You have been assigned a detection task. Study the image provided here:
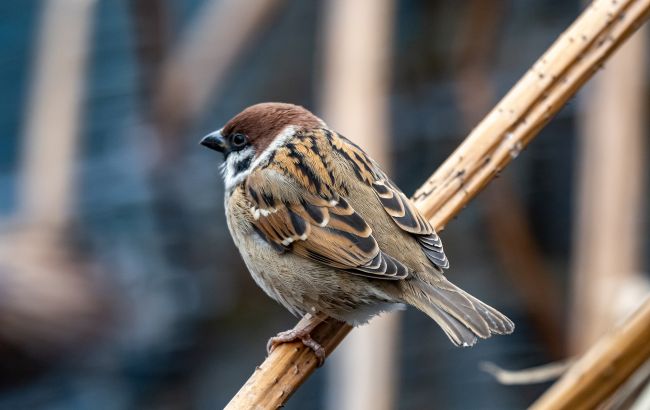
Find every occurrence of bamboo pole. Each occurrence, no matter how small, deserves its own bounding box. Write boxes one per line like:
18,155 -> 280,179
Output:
530,298 -> 650,410
318,1 -> 397,410
570,25 -> 648,352
452,0 -> 564,358
225,0 -> 650,408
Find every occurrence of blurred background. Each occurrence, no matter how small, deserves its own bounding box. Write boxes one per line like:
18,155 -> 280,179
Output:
1,0 -> 649,409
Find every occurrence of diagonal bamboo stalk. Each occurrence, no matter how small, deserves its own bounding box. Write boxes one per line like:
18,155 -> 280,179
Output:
225,0 -> 650,408
531,298 -> 650,410
570,24 -> 648,353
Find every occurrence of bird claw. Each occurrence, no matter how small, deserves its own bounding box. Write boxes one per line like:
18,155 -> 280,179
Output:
267,330 -> 326,367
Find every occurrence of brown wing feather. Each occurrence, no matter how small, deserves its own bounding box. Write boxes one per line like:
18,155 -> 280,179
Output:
331,133 -> 450,270
245,144 -> 409,280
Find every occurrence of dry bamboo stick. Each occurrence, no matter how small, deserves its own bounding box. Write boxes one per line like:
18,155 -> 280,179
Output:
416,0 -> 650,229
530,298 -> 650,410
452,0 -> 565,358
570,25 -> 648,352
225,0 -> 650,408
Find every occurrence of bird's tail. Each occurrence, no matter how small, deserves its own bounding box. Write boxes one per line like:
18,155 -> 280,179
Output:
402,277 -> 514,347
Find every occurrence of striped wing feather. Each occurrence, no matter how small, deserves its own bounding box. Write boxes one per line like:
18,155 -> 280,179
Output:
332,134 -> 450,270
246,168 -> 409,280
246,128 -> 449,280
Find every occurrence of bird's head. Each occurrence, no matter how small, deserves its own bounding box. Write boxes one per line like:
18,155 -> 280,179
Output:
201,103 -> 324,190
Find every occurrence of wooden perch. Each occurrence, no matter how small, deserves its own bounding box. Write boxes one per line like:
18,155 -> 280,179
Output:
570,23 -> 648,352
530,298 -> 650,409
225,0 -> 650,408
452,0 -> 565,358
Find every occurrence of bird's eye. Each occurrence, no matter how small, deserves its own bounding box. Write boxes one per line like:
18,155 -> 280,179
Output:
232,133 -> 247,147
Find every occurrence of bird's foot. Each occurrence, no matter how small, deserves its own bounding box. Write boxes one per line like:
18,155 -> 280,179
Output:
267,330 -> 326,365
266,313 -> 326,366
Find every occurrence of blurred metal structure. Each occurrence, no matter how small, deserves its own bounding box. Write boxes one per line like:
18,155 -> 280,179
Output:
570,25 -> 648,353
319,1 -> 397,409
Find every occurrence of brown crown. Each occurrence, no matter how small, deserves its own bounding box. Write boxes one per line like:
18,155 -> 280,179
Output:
222,103 -> 324,155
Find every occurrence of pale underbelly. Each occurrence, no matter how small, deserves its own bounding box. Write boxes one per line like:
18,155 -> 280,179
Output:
235,229 -> 401,324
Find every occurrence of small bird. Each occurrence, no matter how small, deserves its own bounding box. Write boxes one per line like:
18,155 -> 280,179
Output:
201,103 -> 513,362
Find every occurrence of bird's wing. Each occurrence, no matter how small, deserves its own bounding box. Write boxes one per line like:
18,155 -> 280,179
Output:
245,148 -> 410,280
330,133 -> 449,269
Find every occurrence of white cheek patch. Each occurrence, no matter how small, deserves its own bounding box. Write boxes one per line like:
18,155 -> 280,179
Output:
221,125 -> 299,193
222,147 -> 255,191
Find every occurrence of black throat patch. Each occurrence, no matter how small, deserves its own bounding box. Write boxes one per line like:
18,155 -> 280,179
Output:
234,155 -> 252,175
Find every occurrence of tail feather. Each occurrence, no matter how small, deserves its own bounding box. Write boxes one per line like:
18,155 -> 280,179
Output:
463,292 -> 515,335
424,303 -> 479,347
404,278 -> 514,347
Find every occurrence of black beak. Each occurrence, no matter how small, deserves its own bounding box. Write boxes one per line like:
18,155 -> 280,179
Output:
200,130 -> 226,152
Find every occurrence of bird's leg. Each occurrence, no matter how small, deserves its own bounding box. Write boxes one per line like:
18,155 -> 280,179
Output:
267,312 -> 327,365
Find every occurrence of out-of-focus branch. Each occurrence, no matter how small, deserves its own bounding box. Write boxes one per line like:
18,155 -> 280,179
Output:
129,0 -> 170,106
0,0 -> 106,354
480,359 -> 574,385
319,1 -> 397,410
154,0 -> 284,141
483,184 -> 566,356
321,0 -> 399,410
570,24 -> 648,353
225,1 -> 650,408
0,227 -> 105,352
415,0 -> 650,229
19,0 -> 95,229
530,298 -> 650,410
452,0 -> 564,358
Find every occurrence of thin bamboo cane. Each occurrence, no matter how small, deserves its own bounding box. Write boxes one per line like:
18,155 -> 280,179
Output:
530,299 -> 650,410
225,0 -> 650,408
570,25 -> 648,353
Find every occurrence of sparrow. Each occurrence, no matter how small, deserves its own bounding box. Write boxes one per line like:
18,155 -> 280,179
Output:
201,102 -> 513,362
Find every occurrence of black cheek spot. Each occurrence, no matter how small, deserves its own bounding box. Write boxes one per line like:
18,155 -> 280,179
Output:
234,156 -> 252,174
